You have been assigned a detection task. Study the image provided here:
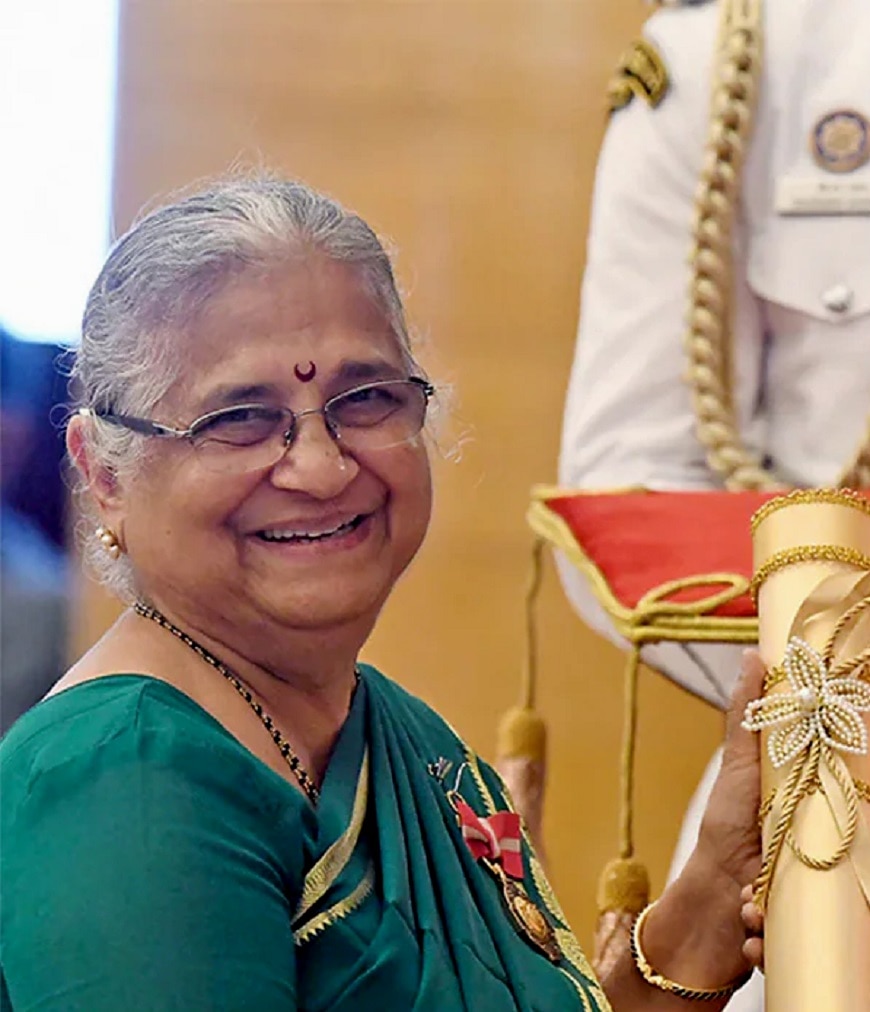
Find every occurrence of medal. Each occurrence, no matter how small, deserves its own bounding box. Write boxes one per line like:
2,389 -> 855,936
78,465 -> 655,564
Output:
810,109 -> 870,174
484,859 -> 563,963
447,785 -> 563,963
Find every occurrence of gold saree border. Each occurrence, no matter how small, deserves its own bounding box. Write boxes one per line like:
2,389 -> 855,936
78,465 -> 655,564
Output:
292,749 -> 370,927
293,863 -> 376,947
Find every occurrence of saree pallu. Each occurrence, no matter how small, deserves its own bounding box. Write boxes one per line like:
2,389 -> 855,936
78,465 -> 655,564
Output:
294,665 -> 609,1011
0,669 -> 606,1011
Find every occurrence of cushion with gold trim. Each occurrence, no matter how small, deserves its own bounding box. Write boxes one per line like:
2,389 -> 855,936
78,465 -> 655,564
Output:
528,489 -> 778,630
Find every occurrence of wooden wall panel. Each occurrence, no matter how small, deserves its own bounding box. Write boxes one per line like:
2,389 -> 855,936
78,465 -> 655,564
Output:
75,0 -> 723,945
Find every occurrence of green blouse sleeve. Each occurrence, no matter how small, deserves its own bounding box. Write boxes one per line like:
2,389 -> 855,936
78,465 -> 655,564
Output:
1,679 -> 309,1011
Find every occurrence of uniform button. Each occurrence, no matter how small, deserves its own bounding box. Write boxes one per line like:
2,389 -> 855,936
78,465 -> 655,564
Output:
822,284 -> 853,314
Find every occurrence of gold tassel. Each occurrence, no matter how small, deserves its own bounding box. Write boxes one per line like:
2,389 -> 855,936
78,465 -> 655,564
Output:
496,538 -> 548,860
592,645 -> 650,978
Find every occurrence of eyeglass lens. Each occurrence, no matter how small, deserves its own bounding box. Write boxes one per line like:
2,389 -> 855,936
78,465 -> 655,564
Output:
192,380 -> 429,472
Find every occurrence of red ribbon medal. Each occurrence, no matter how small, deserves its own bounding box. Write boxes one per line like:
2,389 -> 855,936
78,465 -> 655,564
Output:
454,798 -> 524,879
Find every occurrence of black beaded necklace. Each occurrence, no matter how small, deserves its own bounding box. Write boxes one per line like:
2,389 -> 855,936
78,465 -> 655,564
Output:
133,601 -> 320,804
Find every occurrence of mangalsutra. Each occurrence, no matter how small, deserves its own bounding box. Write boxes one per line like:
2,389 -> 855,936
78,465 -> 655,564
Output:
133,602 -> 320,804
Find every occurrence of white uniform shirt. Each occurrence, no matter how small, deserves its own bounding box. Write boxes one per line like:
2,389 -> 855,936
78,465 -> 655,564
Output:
561,0 -> 870,494
557,0 -> 870,707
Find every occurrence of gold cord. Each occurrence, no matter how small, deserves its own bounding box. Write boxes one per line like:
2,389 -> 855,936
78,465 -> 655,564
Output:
825,598 -> 870,675
751,593 -> 870,910
761,777 -> 870,823
750,545 -> 870,602
523,538 -> 545,709
620,649 -> 641,861
750,488 -> 870,534
527,494 -> 760,648
686,0 -> 772,490
753,740 -> 862,908
762,665 -> 787,692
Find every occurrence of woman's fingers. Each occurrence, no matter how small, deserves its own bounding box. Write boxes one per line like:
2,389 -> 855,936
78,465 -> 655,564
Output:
724,649 -> 766,750
741,900 -> 764,935
742,936 -> 764,971
740,881 -> 765,970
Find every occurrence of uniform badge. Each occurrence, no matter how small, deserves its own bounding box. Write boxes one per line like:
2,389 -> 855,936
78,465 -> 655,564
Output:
607,39 -> 669,114
810,110 -> 870,174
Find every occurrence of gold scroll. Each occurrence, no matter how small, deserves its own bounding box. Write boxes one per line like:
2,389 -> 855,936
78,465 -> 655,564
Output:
749,489 -> 870,1012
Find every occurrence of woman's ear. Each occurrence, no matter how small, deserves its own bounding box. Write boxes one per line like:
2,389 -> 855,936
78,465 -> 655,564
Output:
66,414 -> 125,529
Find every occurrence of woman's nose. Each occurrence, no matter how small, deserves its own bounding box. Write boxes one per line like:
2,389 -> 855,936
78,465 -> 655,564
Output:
269,412 -> 359,496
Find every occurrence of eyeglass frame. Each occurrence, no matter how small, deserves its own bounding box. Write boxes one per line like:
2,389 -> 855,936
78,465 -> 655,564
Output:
78,376 -> 436,456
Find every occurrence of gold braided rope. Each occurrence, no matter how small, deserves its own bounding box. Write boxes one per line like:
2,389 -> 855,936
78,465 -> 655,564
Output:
752,593 -> 870,910
762,571 -> 870,689
750,488 -> 870,535
759,778 -> 870,823
760,654 -> 870,691
686,0 -> 772,490
762,665 -> 788,692
753,739 -> 861,909
619,649 -> 641,862
750,545 -> 870,602
684,0 -> 870,490
826,598 -> 870,676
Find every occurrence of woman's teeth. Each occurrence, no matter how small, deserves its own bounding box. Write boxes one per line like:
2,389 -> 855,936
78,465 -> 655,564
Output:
258,516 -> 362,543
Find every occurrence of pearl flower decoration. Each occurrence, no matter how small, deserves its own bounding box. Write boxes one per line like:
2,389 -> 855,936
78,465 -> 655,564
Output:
742,637 -> 870,768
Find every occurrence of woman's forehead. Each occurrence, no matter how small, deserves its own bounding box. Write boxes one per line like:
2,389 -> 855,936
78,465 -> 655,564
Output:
187,358 -> 409,414
191,258 -> 392,342
161,260 -> 405,408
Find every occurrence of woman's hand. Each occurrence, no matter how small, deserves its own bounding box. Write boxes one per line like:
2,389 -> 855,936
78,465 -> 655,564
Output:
646,651 -> 766,992
600,652 -> 767,1008
695,649 -> 766,894
740,882 -> 765,971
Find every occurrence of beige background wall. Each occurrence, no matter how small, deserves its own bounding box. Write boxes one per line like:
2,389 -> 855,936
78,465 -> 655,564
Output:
77,0 -> 723,946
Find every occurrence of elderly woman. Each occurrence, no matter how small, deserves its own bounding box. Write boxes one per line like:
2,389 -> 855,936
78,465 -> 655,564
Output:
0,177 -> 763,1011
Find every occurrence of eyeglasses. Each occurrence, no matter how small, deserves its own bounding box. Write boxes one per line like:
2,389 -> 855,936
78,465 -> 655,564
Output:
81,377 -> 435,474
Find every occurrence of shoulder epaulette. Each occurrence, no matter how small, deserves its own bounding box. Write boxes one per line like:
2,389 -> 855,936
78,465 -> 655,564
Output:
607,38 -> 670,114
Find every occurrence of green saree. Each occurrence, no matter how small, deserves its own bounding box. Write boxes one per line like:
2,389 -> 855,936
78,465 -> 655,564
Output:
0,666 -> 609,1011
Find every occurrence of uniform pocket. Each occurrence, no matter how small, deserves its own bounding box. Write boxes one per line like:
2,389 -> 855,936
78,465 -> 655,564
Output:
747,212 -> 870,325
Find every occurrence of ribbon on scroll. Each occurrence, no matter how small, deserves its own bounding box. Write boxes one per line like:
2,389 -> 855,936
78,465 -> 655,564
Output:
744,489 -> 870,1012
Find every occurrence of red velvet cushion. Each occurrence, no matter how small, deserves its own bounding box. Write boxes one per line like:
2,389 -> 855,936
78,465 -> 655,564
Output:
545,491 -> 778,618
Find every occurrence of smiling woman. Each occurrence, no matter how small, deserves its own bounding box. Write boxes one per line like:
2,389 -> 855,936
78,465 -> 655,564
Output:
0,176 -> 764,1011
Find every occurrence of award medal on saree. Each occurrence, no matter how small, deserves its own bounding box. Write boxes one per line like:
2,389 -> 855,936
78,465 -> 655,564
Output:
482,858 -> 562,963
450,792 -> 562,963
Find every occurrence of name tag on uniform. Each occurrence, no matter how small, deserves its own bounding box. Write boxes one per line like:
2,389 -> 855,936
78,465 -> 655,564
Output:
775,176 -> 870,216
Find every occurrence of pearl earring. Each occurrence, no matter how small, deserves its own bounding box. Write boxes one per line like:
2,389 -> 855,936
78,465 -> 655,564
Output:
96,526 -> 122,560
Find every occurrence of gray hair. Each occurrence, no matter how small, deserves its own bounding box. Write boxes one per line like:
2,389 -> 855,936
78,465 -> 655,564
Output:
72,174 -> 424,600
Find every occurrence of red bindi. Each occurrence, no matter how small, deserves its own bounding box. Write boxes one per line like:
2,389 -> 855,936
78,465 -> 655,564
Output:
293,361 -> 317,383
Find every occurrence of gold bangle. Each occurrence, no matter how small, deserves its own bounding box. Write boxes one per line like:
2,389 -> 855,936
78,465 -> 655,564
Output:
630,902 -> 751,1002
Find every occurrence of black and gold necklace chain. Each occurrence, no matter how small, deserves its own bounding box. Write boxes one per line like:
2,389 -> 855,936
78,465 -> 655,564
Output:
133,601 -> 320,804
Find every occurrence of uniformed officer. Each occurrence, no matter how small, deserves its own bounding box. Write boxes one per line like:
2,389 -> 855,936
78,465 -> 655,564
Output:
557,2 -> 870,1008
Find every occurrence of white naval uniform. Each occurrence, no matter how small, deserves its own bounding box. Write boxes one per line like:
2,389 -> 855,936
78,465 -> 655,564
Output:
558,0 -> 870,705
557,3 -> 870,1008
